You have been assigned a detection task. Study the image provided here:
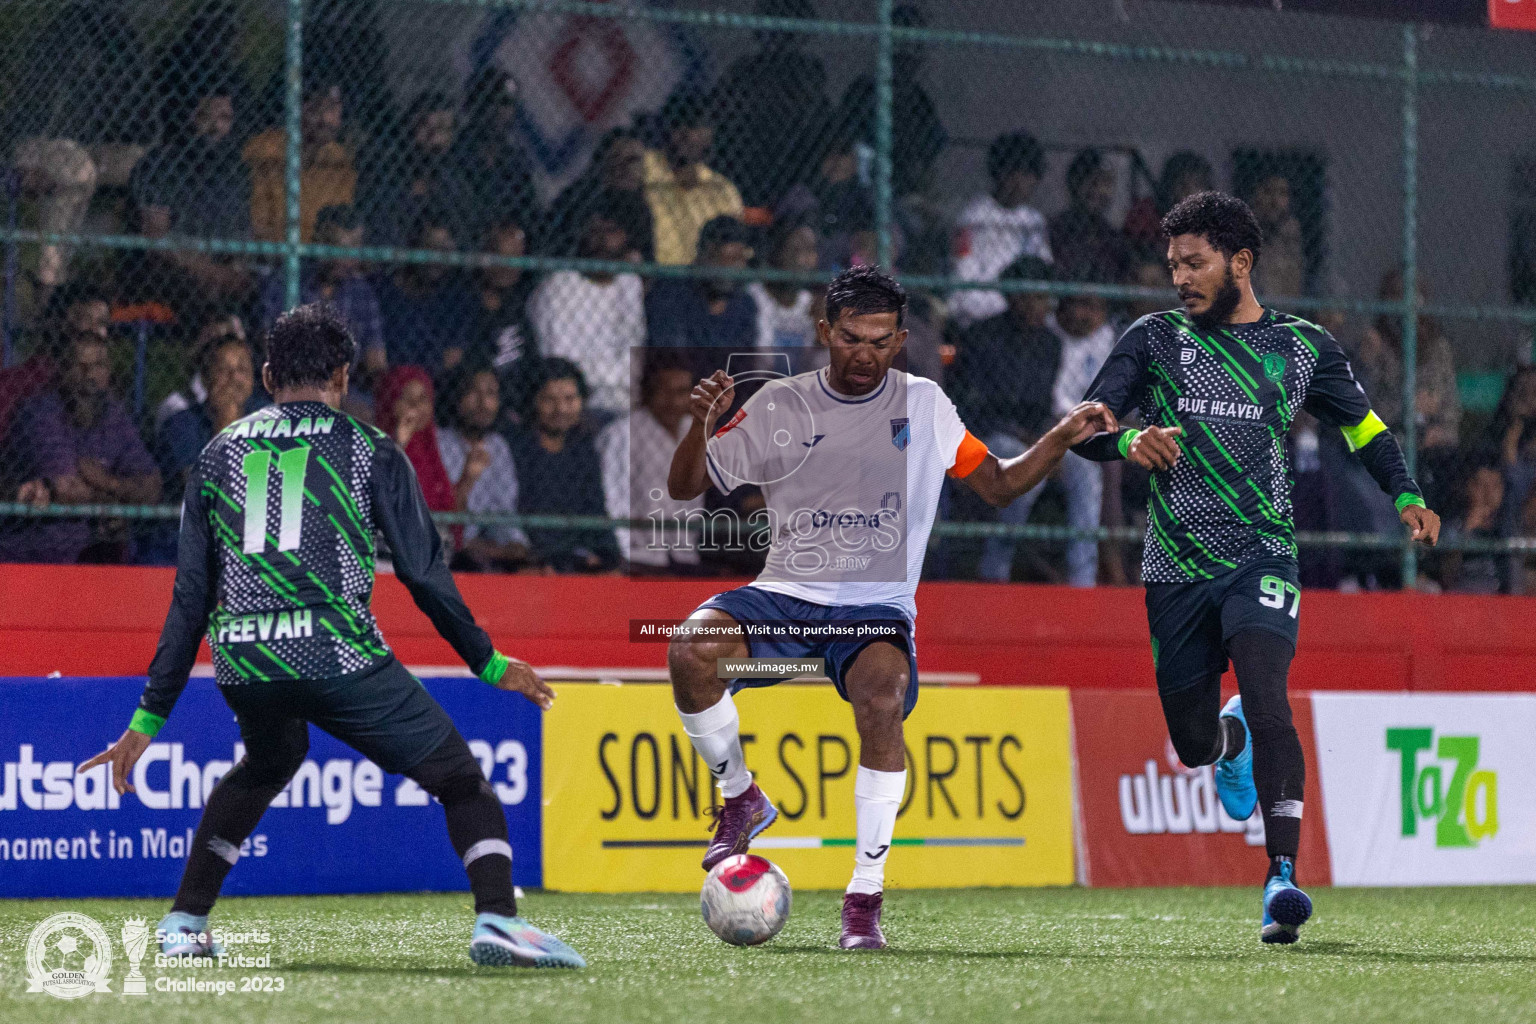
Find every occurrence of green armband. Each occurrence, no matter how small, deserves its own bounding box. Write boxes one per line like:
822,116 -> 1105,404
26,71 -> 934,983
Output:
1395,492 -> 1427,513
1117,429 -> 1141,459
479,650 -> 511,687
128,709 -> 166,738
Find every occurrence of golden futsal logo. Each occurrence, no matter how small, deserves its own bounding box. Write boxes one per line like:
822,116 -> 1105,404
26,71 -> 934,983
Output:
25,912 -> 113,999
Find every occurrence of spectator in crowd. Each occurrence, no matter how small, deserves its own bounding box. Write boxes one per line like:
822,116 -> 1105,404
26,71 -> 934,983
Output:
1288,411 -> 1343,589
1123,253 -> 1177,322
1439,464 -> 1508,594
1356,267 -> 1461,510
837,4 -> 947,200
1048,289 -> 1118,585
244,81 -> 356,243
0,329 -> 159,564
126,85 -> 254,319
775,131 -> 880,271
0,282 -> 112,449
141,329 -> 260,566
375,215 -> 479,373
596,355 -> 704,572
710,0 -> 833,208
436,362 -> 530,572
471,219 -> 538,372
1486,366 -> 1536,548
1049,148 -> 1132,285
363,92 -> 477,246
549,128 -> 654,262
950,131 -> 1052,328
644,90 -> 744,265
950,256 -> 1061,582
507,358 -> 619,572
7,2 -> 156,295
452,67 -> 540,242
155,331 -> 259,495
258,205 -> 387,389
647,216 -> 758,349
154,309 -> 251,430
750,217 -> 821,349
374,366 -> 456,515
528,204 -> 646,423
1248,172 -> 1305,299
1123,151 -> 1214,256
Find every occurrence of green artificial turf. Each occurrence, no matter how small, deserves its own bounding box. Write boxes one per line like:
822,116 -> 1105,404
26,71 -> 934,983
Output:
3,886 -> 1533,1023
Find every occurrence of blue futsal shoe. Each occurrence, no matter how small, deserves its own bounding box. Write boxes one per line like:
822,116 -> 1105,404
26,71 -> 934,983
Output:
470,913 -> 587,968
1261,859 -> 1313,944
1215,695 -> 1258,821
157,911 -> 224,957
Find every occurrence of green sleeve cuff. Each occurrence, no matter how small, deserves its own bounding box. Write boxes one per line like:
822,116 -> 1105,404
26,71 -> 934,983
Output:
478,651 -> 511,687
1117,429 -> 1141,459
1396,492 -> 1427,513
128,709 -> 166,738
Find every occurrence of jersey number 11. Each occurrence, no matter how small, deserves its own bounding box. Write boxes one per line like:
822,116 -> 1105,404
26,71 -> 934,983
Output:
241,448 -> 311,554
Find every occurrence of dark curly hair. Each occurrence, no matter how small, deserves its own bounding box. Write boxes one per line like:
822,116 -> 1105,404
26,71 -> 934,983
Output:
1160,191 -> 1264,268
825,265 -> 907,328
264,303 -> 356,390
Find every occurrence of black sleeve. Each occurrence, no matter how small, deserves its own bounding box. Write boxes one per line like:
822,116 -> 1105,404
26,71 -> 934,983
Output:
1303,331 -> 1424,507
371,440 -> 496,675
1071,319 -> 1151,462
140,470 -> 217,722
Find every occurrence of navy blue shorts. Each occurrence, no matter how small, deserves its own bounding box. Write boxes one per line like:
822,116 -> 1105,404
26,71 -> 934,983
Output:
697,586 -> 921,718
1144,557 -> 1301,696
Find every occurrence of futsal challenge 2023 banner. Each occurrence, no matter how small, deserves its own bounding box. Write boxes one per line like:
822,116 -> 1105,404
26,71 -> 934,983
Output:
539,683 -> 1076,893
0,677 -> 543,898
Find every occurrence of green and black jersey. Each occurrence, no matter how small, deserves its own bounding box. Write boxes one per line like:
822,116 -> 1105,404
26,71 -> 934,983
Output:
136,401 -> 496,727
1073,308 -> 1423,584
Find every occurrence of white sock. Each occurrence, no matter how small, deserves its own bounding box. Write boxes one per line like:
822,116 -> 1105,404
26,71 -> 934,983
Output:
847,766 -> 906,895
677,692 -> 752,799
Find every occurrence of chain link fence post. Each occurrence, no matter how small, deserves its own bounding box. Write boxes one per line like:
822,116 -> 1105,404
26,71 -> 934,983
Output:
1400,22 -> 1419,588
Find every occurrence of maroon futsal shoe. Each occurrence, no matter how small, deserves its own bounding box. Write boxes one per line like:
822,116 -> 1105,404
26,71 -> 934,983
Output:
839,892 -> 887,949
702,783 -> 778,871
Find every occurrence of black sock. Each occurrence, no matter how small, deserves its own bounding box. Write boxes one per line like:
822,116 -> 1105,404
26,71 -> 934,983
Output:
1267,854 -> 1297,884
411,736 -> 517,917
1227,629 -> 1305,863
171,761 -> 290,916
1219,716 -> 1247,761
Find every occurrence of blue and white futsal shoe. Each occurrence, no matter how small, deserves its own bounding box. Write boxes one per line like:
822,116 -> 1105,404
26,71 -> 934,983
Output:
1215,695 -> 1258,821
469,913 -> 587,968
1261,859 -> 1313,944
157,911 -> 224,957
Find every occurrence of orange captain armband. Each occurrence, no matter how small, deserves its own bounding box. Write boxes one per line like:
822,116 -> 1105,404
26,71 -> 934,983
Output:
948,430 -> 990,478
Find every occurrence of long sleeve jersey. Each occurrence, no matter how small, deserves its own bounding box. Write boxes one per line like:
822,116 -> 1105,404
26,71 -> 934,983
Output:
1072,308 -> 1423,583
138,401 -> 495,724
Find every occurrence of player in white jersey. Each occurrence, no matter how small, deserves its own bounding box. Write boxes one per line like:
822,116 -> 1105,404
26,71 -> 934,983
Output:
666,266 -> 1113,948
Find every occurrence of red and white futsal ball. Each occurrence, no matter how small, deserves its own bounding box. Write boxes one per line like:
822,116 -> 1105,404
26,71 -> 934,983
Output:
700,854 -> 792,946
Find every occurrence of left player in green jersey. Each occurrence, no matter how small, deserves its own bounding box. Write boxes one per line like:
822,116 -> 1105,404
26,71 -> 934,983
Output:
1072,192 -> 1441,944
80,305 -> 585,968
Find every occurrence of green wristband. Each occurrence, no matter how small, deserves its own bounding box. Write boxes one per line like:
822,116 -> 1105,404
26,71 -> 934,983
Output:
479,651 -> 511,687
1117,429 -> 1141,459
128,709 -> 166,738
1395,492 -> 1427,513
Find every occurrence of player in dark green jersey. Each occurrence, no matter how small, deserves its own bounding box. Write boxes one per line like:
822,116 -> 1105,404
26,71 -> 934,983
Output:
1073,192 -> 1441,943
80,305 -> 585,968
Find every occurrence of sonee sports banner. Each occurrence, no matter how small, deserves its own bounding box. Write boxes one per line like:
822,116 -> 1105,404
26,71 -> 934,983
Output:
540,682 -> 1076,892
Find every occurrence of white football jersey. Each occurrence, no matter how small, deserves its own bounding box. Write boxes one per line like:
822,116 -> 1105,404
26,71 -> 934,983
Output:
705,367 -> 985,619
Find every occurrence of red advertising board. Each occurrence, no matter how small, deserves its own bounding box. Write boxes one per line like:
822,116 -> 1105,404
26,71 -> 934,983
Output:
1491,0 -> 1536,30
1073,690 -> 1332,887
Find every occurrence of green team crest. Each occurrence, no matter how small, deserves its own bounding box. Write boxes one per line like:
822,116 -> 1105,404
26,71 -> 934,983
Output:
1263,352 -> 1287,383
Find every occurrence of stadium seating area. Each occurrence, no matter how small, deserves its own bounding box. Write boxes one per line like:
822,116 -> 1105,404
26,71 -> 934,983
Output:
0,0 -> 1533,592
